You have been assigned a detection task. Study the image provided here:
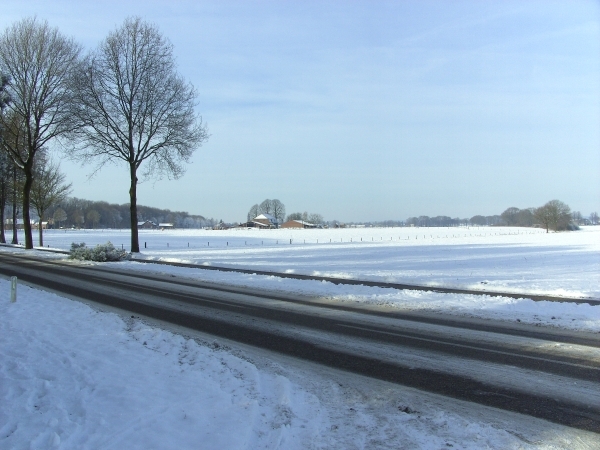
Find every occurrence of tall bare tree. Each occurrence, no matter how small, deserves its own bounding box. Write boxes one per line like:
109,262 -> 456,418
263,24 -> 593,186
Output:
259,199 -> 273,216
10,164 -> 23,244
69,17 -> 208,252
247,204 -> 259,222
0,151 -> 11,243
0,17 -> 81,249
30,159 -> 72,246
271,199 -> 285,224
534,200 -> 571,233
0,72 -> 11,243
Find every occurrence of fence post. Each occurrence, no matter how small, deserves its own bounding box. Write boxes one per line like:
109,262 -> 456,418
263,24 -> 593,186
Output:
10,276 -> 17,303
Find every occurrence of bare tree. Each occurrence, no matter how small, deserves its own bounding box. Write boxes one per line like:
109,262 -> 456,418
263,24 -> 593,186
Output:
259,199 -> 273,216
68,17 -> 208,252
53,207 -> 67,228
469,215 -> 487,226
247,204 -> 259,222
10,165 -> 22,243
501,207 -> 520,226
0,152 -> 11,243
534,200 -> 572,233
0,18 -> 81,249
308,213 -> 323,225
72,210 -> 84,228
271,199 -> 285,224
30,160 -> 71,246
590,212 -> 599,225
0,73 -> 9,242
86,210 -> 100,229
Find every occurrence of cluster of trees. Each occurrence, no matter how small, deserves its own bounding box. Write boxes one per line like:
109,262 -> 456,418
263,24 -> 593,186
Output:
245,201 -> 326,227
0,17 -> 207,252
573,211 -> 599,225
286,211 -> 324,225
403,200 -> 593,232
44,198 -> 214,230
498,201 -> 594,232
0,144 -> 72,246
247,199 -> 285,223
406,216 -> 469,227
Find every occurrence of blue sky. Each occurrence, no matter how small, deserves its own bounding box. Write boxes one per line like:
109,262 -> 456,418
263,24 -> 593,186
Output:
1,1 -> 599,222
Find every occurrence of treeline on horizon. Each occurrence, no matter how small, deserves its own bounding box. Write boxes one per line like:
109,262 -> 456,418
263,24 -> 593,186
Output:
28,197 -> 597,231
342,203 -> 598,230
42,198 -> 217,230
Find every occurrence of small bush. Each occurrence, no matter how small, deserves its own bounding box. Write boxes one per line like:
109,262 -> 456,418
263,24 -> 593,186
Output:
69,242 -> 131,262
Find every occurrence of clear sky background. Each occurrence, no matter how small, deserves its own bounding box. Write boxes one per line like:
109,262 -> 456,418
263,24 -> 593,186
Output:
1,0 -> 599,222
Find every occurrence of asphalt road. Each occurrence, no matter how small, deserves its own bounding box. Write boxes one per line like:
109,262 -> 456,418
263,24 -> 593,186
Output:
1,252 -> 599,433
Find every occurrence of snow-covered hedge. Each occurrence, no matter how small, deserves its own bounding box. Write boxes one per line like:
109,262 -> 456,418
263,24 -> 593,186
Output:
69,242 -> 131,262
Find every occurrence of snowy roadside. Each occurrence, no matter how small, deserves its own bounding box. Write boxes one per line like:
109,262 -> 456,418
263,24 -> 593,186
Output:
2,279 -> 598,449
110,259 -> 600,333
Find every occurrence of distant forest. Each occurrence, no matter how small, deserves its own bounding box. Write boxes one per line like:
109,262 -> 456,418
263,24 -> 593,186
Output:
44,198 -> 216,229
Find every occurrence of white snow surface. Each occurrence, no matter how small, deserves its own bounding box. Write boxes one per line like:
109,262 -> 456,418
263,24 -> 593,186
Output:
40,225 -> 600,299
27,225 -> 600,332
2,281 -> 598,449
1,226 -> 599,448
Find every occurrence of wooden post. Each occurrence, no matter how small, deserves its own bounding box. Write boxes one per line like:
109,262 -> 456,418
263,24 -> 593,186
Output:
10,276 -> 17,303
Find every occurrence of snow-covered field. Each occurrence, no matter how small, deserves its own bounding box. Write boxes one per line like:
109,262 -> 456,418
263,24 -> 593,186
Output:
1,226 -> 599,448
40,225 -> 600,299
33,225 -> 600,331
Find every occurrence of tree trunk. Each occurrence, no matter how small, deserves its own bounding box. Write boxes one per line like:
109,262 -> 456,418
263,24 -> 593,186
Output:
129,163 -> 140,253
38,212 -> 44,247
22,163 -> 34,249
11,166 -> 18,245
0,181 -> 6,244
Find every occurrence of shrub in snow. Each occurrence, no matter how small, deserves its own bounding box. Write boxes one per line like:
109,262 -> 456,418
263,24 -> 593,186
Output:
69,242 -> 131,262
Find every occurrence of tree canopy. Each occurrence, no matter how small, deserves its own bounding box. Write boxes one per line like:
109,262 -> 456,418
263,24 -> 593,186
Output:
69,17 -> 208,252
0,17 -> 80,248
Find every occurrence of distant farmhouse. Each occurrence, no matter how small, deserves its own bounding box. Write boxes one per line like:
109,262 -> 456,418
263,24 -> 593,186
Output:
137,220 -> 157,229
281,220 -> 316,229
239,213 -> 280,229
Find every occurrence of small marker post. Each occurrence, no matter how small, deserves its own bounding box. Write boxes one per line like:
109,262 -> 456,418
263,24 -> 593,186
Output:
10,276 -> 17,303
